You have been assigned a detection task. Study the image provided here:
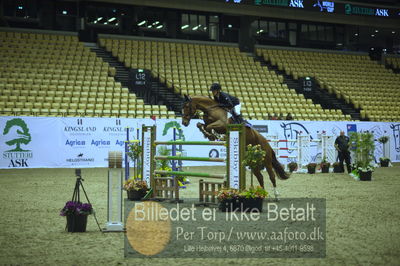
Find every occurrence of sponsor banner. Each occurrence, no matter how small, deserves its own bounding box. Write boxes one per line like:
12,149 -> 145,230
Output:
1,117 -> 60,168
1,116 -> 399,169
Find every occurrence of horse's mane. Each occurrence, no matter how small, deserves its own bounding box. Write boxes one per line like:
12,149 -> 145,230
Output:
190,95 -> 217,105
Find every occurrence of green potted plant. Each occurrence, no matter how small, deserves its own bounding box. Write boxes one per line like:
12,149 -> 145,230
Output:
288,161 -> 298,173
332,162 -> 343,173
123,178 -> 149,200
242,144 -> 266,170
378,136 -> 389,164
307,163 -> 317,174
216,188 -> 241,212
320,157 -> 330,173
379,157 -> 390,167
60,201 -> 93,232
239,186 -> 268,212
349,131 -> 375,181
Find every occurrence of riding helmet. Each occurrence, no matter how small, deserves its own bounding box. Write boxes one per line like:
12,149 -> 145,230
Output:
210,83 -> 221,91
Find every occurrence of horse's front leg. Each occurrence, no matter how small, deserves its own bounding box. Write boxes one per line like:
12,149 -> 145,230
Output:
205,121 -> 227,141
197,122 -> 216,141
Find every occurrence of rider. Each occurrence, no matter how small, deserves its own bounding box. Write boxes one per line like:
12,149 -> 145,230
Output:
209,83 -> 244,124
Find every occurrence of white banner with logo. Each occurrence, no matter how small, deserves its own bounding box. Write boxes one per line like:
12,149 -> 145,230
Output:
1,116 -> 400,169
229,131 -> 240,189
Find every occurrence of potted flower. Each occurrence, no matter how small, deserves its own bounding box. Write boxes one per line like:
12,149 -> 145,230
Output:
288,161 -> 298,173
379,157 -> 390,167
60,201 -> 93,232
378,136 -> 389,164
332,162 -> 343,173
242,144 -> 266,170
216,188 -> 241,212
239,186 -> 268,212
307,163 -> 317,174
320,157 -> 330,173
349,131 -> 375,181
123,178 -> 148,200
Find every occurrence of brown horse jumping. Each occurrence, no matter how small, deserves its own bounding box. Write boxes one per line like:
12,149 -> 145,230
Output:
181,95 -> 290,199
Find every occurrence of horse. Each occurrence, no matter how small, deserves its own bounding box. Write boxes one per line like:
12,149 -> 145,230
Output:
181,95 -> 290,199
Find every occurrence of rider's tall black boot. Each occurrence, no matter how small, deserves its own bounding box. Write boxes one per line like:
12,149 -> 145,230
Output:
232,114 -> 244,124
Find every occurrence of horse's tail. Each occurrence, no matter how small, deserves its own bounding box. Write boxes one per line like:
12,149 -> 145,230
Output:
271,151 -> 290,180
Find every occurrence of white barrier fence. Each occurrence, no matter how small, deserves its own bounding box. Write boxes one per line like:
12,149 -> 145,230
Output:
267,134 -> 337,168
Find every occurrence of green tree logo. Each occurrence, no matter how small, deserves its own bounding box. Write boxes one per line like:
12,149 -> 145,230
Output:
162,121 -> 185,140
2,118 -> 32,152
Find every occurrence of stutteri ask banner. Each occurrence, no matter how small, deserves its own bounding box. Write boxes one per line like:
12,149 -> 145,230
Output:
1,116 -> 400,169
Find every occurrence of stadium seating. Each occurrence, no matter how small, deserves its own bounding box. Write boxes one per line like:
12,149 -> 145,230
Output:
0,31 -> 173,119
257,48 -> 400,122
99,38 -> 345,121
385,56 -> 400,72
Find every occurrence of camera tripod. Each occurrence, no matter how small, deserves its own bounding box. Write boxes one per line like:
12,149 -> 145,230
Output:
70,169 -> 102,232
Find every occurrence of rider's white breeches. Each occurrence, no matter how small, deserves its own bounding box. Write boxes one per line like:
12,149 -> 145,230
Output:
234,104 -> 241,114
227,104 -> 241,118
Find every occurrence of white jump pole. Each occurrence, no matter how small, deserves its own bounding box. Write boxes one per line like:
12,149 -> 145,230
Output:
104,151 -> 124,232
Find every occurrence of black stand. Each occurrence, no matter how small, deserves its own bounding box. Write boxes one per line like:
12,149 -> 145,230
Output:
70,169 -> 102,232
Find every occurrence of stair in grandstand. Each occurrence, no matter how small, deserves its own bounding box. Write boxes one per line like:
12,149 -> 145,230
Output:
254,55 -> 364,121
384,62 -> 400,74
149,77 -> 183,116
89,43 -> 132,89
90,44 -> 183,116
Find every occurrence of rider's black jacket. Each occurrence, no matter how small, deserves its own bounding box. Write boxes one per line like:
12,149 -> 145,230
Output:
213,91 -> 240,109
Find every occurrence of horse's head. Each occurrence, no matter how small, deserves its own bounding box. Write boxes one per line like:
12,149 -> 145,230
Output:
182,95 -> 196,127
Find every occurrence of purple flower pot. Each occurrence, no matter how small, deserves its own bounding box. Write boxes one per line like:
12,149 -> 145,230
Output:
66,214 -> 88,232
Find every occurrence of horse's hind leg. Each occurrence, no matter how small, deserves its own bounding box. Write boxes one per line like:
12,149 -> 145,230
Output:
265,161 -> 279,200
252,169 -> 264,188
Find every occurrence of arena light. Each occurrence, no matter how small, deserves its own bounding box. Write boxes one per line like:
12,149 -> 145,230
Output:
96,17 -> 103,22
62,10 -> 67,15
192,25 -> 199,30
354,33 -> 358,36
181,24 -> 189,29
156,25 -> 163,29
17,6 -> 23,10
375,29 -> 379,33
108,17 -> 116,22
154,21 -> 159,25
147,25 -> 152,28
228,24 -> 232,28
137,20 -> 146,26
371,34 -> 375,37
104,22 -> 108,25
392,31 -> 396,34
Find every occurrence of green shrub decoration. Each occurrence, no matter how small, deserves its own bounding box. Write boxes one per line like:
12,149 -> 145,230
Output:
242,144 -> 266,170
127,142 -> 142,161
239,186 -> 268,199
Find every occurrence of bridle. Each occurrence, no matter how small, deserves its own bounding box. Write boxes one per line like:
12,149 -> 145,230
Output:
182,101 -> 196,121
